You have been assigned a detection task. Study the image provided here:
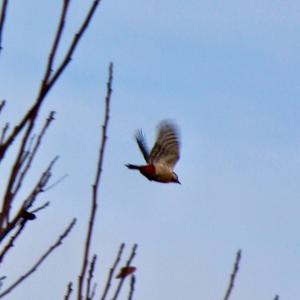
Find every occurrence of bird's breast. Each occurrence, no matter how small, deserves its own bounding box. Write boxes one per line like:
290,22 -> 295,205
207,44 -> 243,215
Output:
139,165 -> 156,180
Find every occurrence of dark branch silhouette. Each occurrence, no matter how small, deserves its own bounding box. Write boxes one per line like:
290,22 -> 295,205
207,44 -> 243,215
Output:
0,0 -> 101,162
223,249 -> 242,300
64,282 -> 73,300
0,219 -> 76,298
100,243 -> 125,300
0,156 -> 58,243
127,275 -> 135,300
85,254 -> 97,300
0,0 -> 9,52
0,100 -> 5,113
111,244 -> 138,300
77,62 -> 113,300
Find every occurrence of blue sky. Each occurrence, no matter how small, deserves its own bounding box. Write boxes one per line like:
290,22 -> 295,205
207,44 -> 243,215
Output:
1,0 -> 300,299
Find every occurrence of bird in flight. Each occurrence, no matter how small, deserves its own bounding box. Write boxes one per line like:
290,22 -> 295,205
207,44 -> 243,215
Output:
126,120 -> 181,184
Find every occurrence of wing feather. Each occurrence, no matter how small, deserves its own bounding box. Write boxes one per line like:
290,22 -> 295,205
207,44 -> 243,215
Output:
149,120 -> 180,169
135,130 -> 150,162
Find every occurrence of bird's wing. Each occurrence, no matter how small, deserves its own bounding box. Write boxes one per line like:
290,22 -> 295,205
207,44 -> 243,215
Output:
149,120 -> 180,169
135,129 -> 150,162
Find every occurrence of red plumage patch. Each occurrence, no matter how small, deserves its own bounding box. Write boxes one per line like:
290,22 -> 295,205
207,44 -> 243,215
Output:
116,266 -> 136,279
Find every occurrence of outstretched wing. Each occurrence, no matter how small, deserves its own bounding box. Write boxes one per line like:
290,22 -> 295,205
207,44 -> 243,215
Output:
149,120 -> 180,169
135,129 -> 150,162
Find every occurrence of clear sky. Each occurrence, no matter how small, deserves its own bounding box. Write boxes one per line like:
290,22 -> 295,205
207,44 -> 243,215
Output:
1,0 -> 300,299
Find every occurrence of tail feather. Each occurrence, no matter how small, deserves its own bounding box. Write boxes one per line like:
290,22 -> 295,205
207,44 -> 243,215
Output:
125,164 -> 140,170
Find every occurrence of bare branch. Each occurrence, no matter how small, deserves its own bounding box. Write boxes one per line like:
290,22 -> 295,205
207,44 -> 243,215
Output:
90,283 -> 97,300
48,0 -> 101,90
0,123 -> 9,146
0,0 -> 100,162
0,201 -> 49,265
0,276 -> 6,290
0,156 -> 58,243
43,174 -> 68,192
0,220 -> 26,263
30,201 -> 50,214
0,100 -> 5,113
42,0 -> 71,84
0,0 -> 9,52
0,218 -> 76,298
64,282 -> 73,300
223,249 -> 242,300
100,243 -> 125,300
111,244 -> 138,300
86,254 -> 97,300
10,112 -> 55,202
127,275 -> 135,300
77,63 -> 113,300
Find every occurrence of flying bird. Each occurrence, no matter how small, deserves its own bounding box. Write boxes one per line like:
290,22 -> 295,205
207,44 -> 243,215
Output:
126,120 -> 181,184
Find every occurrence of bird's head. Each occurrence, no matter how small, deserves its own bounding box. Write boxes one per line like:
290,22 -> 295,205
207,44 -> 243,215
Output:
172,172 -> 181,184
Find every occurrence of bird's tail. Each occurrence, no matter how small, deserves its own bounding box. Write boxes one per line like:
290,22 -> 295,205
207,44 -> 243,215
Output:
125,164 -> 141,170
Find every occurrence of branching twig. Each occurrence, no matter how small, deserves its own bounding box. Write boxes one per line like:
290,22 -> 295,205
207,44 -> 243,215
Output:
0,156 -> 58,243
0,0 -> 9,52
127,275 -> 135,300
64,282 -> 73,300
223,249 -> 242,300
77,62 -> 113,300
48,0 -> 101,90
0,0 -> 100,162
111,244 -> 138,300
11,112 -> 55,202
43,174 -> 68,192
0,220 -> 26,263
86,254 -> 97,300
0,218 -> 76,298
42,0 -> 71,84
0,201 -> 49,264
100,243 -> 125,300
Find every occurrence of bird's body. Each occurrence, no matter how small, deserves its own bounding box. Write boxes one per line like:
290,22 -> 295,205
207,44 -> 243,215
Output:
126,120 -> 181,184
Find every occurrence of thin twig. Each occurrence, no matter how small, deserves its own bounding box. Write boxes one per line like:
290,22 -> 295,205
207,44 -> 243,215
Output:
77,62 -> 113,300
0,218 -> 76,298
0,220 -> 26,263
86,254 -> 97,300
0,202 -> 49,264
0,276 -> 6,290
42,0 -> 71,84
111,244 -> 138,300
48,0 -> 101,90
11,112 -> 55,202
100,243 -> 125,300
30,202 -> 50,214
43,174 -> 68,192
0,0 -> 100,162
0,157 -> 58,242
0,100 -> 5,113
223,249 -> 242,300
0,0 -> 9,52
90,283 -> 97,300
64,282 -> 73,300
0,123 -> 9,145
127,275 -> 135,300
